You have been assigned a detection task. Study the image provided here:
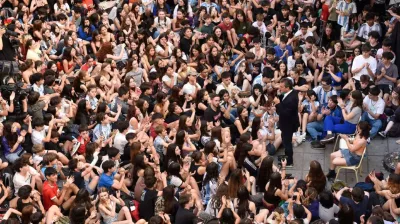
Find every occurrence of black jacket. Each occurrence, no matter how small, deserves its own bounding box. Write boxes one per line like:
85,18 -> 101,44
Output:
276,90 -> 300,132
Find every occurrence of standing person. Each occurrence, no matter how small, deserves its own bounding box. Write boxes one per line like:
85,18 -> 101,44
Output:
273,78 -> 299,166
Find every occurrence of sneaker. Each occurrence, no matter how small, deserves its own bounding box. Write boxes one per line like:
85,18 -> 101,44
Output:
378,131 -> 387,138
311,140 -> 321,146
320,134 -> 335,144
286,163 -> 294,168
311,142 -> 325,149
296,135 -> 303,145
326,170 -> 336,179
301,133 -> 306,142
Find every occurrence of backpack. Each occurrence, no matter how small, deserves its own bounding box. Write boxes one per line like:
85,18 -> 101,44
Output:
354,182 -> 374,192
2,167 -> 14,194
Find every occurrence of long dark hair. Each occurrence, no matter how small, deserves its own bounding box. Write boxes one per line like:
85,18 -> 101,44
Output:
228,169 -> 243,198
178,115 -> 194,133
131,153 -> 148,186
200,120 -> 210,137
237,106 -> 249,129
358,121 -> 371,140
203,162 -> 219,186
167,162 -> 183,180
72,189 -> 92,214
163,185 -> 177,214
232,9 -> 246,30
62,46 -> 74,61
3,122 -> 18,148
210,183 -> 229,211
267,172 -> 282,193
76,100 -> 90,117
251,117 -> 261,140
307,160 -> 326,193
337,203 -> 355,224
257,156 -> 274,192
175,130 -> 186,149
234,133 -> 252,168
196,89 -> 207,105
164,143 -> 182,171
130,142 -> 141,165
237,186 -> 251,219
350,90 -> 363,110
211,126 -> 222,143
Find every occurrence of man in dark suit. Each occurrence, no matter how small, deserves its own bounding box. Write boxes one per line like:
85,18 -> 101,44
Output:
273,78 -> 299,166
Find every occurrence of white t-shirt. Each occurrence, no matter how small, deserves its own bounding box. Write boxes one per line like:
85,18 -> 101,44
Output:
155,42 -> 174,57
319,204 -> 340,222
33,153 -> 43,165
32,128 -> 47,145
54,3 -> 70,12
162,73 -> 178,93
113,132 -> 127,155
182,82 -> 201,95
363,95 -> 385,120
376,49 -> 396,63
252,21 -> 267,34
351,55 -> 377,81
13,169 -> 37,196
294,30 -> 313,39
154,17 -> 172,32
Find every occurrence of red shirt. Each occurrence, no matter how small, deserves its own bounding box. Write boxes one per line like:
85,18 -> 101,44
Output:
77,136 -> 90,155
218,22 -> 233,32
42,181 -> 58,211
149,122 -> 168,139
81,61 -> 97,72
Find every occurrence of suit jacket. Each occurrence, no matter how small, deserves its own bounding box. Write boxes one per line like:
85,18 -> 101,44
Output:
276,90 -> 300,132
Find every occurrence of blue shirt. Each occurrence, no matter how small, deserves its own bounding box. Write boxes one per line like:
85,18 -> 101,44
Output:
330,106 -> 343,120
322,71 -> 343,87
273,45 -> 293,63
99,171 -> 116,190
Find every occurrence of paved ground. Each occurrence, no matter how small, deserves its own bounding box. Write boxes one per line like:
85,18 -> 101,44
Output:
273,137 -> 399,186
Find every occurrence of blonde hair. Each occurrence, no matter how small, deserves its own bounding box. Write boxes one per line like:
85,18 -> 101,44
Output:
32,144 -> 45,153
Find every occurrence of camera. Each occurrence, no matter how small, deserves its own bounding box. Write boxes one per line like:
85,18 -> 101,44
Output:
0,80 -> 29,102
0,26 -> 21,48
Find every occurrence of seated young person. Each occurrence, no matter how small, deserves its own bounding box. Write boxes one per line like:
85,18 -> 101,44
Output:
309,95 -> 343,148
42,167 -> 76,212
375,52 -> 398,102
320,90 -> 363,143
361,86 -> 385,139
327,122 -> 370,180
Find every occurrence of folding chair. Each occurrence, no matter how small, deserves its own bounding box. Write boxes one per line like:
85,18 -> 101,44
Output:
332,116 -> 362,152
334,146 -> 367,183
333,135 -> 355,152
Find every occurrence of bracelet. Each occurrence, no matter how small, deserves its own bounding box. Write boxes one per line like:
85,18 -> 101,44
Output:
281,168 -> 286,170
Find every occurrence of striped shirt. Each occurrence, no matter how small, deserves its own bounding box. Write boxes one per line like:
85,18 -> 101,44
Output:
313,86 -> 337,107
357,23 -> 382,40
336,0 -> 357,29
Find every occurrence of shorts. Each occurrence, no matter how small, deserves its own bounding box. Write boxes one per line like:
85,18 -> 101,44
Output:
340,148 -> 361,166
377,84 -> 393,95
85,180 -> 95,195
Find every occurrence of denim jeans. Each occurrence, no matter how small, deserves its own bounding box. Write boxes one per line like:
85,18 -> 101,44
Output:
361,111 -> 382,138
5,151 -> 21,163
306,121 -> 324,140
229,108 -> 238,123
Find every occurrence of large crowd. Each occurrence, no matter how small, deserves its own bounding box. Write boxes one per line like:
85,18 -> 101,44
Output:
0,0 -> 400,223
